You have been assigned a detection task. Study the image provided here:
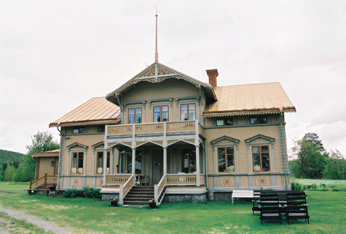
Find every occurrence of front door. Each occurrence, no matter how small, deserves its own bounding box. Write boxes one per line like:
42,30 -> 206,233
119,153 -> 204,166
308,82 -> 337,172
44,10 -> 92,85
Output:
152,150 -> 163,185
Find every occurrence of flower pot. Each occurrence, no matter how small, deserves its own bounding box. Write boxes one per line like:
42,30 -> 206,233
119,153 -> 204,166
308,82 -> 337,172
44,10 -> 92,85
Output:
111,200 -> 118,207
149,201 -> 157,209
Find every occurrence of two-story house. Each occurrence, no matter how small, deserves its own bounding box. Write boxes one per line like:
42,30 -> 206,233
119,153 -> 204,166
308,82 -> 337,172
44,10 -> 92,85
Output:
31,60 -> 295,205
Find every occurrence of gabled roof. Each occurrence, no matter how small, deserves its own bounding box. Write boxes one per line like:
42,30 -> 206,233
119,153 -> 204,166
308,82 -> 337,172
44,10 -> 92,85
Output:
32,149 -> 59,158
203,82 -> 296,117
106,62 -> 217,105
49,97 -> 120,127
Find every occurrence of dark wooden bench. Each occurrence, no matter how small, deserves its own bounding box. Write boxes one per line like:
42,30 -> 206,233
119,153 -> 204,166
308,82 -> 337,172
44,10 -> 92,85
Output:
286,192 -> 309,224
259,195 -> 282,224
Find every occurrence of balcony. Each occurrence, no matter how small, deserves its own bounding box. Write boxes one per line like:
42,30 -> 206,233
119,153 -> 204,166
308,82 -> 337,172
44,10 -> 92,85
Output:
106,120 -> 203,142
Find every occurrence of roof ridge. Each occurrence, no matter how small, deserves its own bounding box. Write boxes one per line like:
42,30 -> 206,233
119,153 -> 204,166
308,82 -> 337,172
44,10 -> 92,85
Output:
216,82 -> 281,88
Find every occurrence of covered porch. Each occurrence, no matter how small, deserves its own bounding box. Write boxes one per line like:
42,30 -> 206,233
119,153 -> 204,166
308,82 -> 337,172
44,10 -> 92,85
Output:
102,140 -> 205,204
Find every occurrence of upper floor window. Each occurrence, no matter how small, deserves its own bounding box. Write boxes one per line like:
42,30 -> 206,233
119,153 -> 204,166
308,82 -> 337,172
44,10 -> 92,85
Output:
218,147 -> 235,172
180,103 -> 196,121
252,146 -> 270,172
96,151 -> 110,174
128,107 -> 142,124
250,116 -> 267,124
96,126 -> 105,133
71,152 -> 84,174
216,117 -> 233,126
73,127 -> 87,135
153,105 -> 169,122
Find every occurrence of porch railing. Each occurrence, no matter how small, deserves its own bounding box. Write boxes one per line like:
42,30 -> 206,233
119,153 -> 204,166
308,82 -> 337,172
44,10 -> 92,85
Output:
105,174 -> 131,185
166,174 -> 197,185
107,120 -> 198,137
30,174 -> 57,190
119,175 -> 135,205
154,175 -> 167,205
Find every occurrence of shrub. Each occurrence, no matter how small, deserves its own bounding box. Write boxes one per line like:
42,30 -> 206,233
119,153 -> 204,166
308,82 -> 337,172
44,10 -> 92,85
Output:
83,187 -> 101,199
291,182 -> 306,192
63,189 -> 84,198
311,184 -> 317,190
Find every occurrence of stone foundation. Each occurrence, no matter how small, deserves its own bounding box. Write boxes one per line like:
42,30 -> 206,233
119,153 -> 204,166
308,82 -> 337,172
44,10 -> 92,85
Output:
163,193 -> 207,203
101,193 -> 119,201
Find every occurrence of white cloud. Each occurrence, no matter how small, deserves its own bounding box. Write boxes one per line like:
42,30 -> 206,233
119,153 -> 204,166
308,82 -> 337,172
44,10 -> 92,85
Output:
0,0 -> 345,157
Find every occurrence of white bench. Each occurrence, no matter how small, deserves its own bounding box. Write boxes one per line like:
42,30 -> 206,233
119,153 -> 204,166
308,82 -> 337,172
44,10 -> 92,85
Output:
232,190 -> 254,204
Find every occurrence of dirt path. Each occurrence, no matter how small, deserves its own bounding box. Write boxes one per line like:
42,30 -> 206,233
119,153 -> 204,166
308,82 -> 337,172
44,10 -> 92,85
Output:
0,206 -> 73,234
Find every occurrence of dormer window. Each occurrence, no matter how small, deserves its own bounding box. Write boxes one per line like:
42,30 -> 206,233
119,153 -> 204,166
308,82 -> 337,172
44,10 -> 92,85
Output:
153,105 -> 169,122
180,103 -> 196,121
250,116 -> 267,124
129,108 -> 142,124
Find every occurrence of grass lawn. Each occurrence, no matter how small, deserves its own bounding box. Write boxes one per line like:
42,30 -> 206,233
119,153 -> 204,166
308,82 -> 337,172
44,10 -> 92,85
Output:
0,181 -> 345,233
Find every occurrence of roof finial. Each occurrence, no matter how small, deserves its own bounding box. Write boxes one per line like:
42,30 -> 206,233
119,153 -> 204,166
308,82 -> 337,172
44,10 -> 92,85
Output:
155,12 -> 158,63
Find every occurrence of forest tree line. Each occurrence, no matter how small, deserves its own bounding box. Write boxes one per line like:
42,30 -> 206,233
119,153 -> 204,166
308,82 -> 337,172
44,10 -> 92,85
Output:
0,132 -> 59,182
289,132 -> 345,179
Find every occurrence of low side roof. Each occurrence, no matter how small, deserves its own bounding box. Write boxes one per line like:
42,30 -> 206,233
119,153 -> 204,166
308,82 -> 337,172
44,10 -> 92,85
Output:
32,149 -> 59,158
204,82 -> 296,117
49,97 -> 120,127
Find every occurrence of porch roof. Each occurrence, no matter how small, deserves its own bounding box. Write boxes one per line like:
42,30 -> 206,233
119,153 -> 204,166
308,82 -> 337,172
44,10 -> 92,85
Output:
203,82 -> 296,117
32,149 -> 59,158
49,97 -> 120,127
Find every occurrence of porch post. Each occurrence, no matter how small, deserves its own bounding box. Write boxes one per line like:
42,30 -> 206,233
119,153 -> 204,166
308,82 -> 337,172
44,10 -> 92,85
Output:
163,146 -> 167,175
163,122 -> 167,175
196,145 -> 200,186
131,148 -> 136,175
195,119 -> 200,186
103,125 -> 108,186
131,124 -> 136,176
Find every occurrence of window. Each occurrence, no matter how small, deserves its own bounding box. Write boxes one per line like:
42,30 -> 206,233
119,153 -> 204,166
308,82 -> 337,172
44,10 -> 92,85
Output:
153,105 -> 169,122
218,147 -> 234,172
250,116 -> 267,124
96,126 -> 105,133
182,149 -> 196,173
71,152 -> 84,174
252,146 -> 270,172
118,149 -> 142,174
216,118 -> 233,126
180,103 -> 196,120
96,151 -> 110,174
128,108 -> 142,124
72,127 -> 87,134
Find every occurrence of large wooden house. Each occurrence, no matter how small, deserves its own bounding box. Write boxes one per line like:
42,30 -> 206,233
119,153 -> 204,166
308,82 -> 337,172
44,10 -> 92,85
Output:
31,61 -> 295,205
31,17 -> 295,205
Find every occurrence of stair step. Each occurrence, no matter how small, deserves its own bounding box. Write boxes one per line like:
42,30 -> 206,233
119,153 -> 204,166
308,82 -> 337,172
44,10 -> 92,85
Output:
125,198 -> 153,202
126,194 -> 153,198
124,201 -> 149,205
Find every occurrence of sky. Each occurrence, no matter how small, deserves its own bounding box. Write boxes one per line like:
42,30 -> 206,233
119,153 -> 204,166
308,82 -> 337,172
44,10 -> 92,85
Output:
0,0 -> 345,157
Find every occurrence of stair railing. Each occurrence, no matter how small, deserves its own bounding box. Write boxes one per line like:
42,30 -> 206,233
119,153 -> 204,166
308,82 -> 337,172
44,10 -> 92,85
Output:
154,174 -> 167,205
119,175 -> 135,205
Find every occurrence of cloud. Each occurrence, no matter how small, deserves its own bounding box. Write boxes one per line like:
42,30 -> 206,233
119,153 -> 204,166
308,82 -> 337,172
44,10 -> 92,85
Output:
0,0 -> 345,157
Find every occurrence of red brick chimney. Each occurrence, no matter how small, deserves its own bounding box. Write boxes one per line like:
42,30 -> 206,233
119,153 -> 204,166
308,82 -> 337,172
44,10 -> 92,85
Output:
206,69 -> 218,87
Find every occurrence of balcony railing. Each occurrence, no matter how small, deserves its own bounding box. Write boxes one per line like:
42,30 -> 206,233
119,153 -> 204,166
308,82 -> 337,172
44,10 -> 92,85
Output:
107,120 -> 199,137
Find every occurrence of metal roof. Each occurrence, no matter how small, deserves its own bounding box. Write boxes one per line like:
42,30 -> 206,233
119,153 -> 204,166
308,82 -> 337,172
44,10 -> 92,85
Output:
49,97 -> 120,127
203,82 -> 296,116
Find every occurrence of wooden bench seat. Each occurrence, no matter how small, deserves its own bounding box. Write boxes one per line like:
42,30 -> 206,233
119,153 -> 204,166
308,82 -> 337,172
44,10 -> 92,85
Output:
232,190 -> 254,204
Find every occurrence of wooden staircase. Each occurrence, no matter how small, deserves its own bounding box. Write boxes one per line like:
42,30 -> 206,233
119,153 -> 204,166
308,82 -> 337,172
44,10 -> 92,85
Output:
123,186 -> 154,205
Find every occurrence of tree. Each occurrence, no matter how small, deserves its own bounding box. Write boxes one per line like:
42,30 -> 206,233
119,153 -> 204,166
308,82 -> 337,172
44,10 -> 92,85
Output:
323,150 -> 346,179
292,132 -> 327,178
14,131 -> 59,182
3,163 -> 16,181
